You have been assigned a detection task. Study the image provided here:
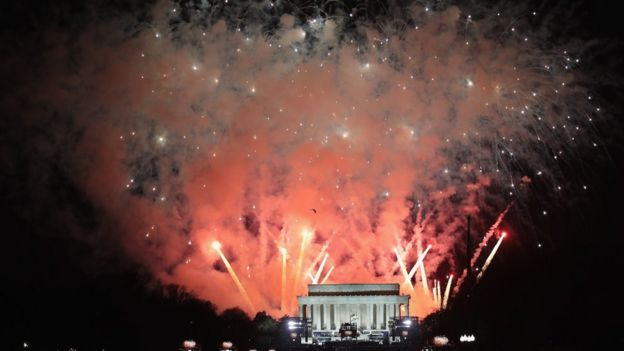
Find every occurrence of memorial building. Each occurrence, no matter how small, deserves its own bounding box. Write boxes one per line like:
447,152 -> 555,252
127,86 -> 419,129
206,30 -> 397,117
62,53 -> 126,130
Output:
296,283 -> 410,343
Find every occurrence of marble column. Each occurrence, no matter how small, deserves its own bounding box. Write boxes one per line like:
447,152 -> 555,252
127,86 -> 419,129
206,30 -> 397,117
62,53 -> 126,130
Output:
367,303 -> 373,329
380,304 -> 386,329
314,304 -> 321,330
323,304 -> 331,330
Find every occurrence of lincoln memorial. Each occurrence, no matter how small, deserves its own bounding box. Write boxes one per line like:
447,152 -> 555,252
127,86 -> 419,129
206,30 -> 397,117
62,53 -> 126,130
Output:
296,283 -> 410,334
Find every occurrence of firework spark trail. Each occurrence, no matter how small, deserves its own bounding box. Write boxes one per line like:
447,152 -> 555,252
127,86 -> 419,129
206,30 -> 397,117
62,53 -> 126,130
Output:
320,265 -> 334,284
455,204 -> 511,293
17,0 -> 605,317
477,233 -> 507,283
280,247 -> 287,313
412,208 -> 428,257
313,253 -> 329,284
212,241 -> 256,313
442,274 -> 454,309
471,205 -> 512,269
394,247 -> 414,292
434,281 -> 438,308
432,280 -> 438,306
392,208 -> 429,273
419,263 -> 430,296
292,228 -> 312,308
304,241 -> 331,283
408,245 -> 432,280
437,281 -> 442,310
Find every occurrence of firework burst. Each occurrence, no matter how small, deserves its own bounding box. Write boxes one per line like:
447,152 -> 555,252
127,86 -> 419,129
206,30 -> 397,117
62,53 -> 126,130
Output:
13,1 -> 608,318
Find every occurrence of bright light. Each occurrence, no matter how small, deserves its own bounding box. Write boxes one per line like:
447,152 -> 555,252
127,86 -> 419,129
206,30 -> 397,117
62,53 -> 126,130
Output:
477,233 -> 506,282
433,336 -> 449,346
301,228 -> 312,239
442,274 -> 454,309
214,244 -> 256,313
183,340 -> 197,349
460,334 -> 476,343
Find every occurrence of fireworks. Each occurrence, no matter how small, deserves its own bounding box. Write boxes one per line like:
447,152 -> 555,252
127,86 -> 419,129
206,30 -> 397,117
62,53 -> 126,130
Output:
394,247 -> 414,292
407,245 -> 432,281
442,275 -> 454,310
320,265 -> 335,284
279,247 -> 287,313
292,228 -> 312,309
20,0 -> 606,318
212,241 -> 256,313
312,253 -> 329,284
436,281 -> 442,310
477,232 -> 507,283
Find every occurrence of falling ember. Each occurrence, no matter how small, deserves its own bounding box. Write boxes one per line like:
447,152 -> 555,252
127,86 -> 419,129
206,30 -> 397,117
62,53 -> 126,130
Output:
442,275 -> 454,310
320,265 -> 334,284
212,242 -> 255,313
477,232 -> 507,283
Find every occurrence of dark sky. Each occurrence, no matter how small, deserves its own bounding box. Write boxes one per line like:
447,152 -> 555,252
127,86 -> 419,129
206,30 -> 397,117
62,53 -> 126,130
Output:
1,1 -> 623,350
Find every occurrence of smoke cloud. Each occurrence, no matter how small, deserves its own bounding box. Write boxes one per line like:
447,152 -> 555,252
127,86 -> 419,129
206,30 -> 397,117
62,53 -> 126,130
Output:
3,1 -> 601,318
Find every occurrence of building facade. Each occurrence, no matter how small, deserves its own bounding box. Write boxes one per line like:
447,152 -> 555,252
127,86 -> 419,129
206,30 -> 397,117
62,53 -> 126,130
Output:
296,283 -> 409,333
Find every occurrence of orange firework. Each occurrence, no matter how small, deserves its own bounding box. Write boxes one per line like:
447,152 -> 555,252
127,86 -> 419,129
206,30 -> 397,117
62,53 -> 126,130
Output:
320,265 -> 334,284
442,274 -> 454,309
477,232 -> 507,282
279,247 -> 287,313
212,241 -> 256,313
292,228 -> 312,309
394,246 -> 414,291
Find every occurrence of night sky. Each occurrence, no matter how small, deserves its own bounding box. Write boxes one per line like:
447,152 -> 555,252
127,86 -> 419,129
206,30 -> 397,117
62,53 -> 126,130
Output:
1,0 -> 623,350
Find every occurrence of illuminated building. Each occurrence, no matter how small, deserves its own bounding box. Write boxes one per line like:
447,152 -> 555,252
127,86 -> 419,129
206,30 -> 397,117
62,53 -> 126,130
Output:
296,284 -> 412,344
